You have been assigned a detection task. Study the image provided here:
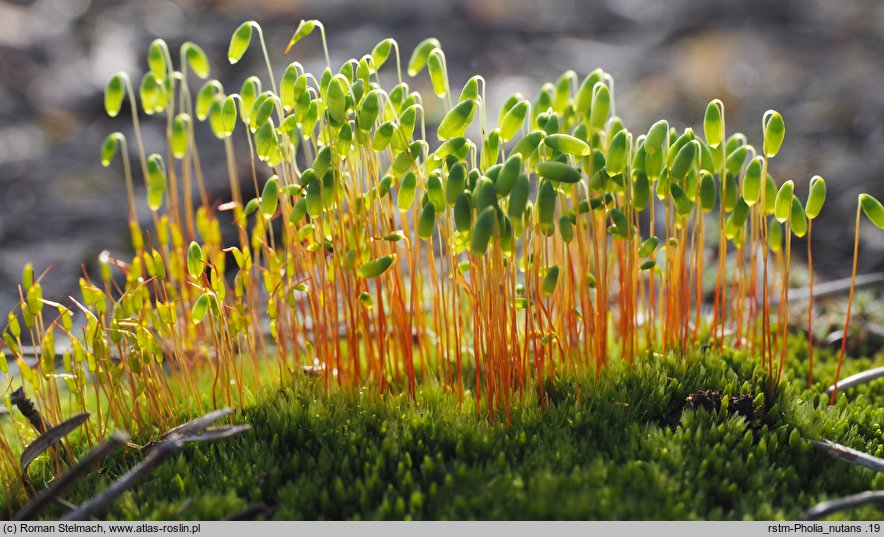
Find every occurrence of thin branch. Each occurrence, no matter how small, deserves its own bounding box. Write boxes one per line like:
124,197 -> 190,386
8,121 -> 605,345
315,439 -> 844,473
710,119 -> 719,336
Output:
20,413 -> 90,474
812,439 -> 884,473
14,431 -> 129,521
825,367 -> 884,396
802,490 -> 884,520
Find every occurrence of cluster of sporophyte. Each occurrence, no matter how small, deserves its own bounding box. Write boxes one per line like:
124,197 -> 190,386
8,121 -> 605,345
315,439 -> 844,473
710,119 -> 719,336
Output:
1,19 -> 882,496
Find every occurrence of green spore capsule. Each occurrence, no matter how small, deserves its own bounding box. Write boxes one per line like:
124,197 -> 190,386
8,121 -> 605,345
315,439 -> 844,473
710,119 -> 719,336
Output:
537,179 -> 557,231
510,130 -> 545,159
703,100 -> 724,148
638,236 -> 659,258
542,265 -> 560,295
221,95 -> 238,137
305,176 -> 322,218
725,145 -> 749,176
427,49 -> 447,97
553,70 -> 576,114
371,38 -> 394,69
357,254 -> 397,279
100,134 -> 120,167
536,161 -> 581,184
427,173 -> 445,212
243,198 -> 259,217
790,196 -> 807,237
290,198 -> 308,225
508,174 -> 531,220
435,137 -> 468,160
640,260 -> 656,271
438,99 -> 477,140
628,173 -> 649,213
359,292 -> 374,308
698,171 -> 717,213
500,100 -> 529,142
397,172 -> 417,213
608,207 -> 629,237
769,218 -> 783,252
326,74 -> 349,124
670,140 -> 697,183
589,83 -> 610,131
763,110 -> 786,158
645,120 -> 669,156
255,120 -> 278,162
764,174 -> 778,214
606,129 -> 629,176
805,175 -> 826,219
358,90 -> 381,130
544,133 -> 590,157
459,75 -> 481,102
670,184 -> 692,217
859,193 -> 884,228
146,154 -> 167,211
474,177 -> 498,211
372,121 -> 396,152
171,114 -> 189,159
418,203 -> 436,240
228,22 -> 253,64
446,163 -> 466,206
774,180 -> 794,224
471,207 -> 496,256
724,174 -> 738,212
742,156 -> 764,206
574,69 -> 603,117
495,154 -> 522,197
559,215 -> 574,243
148,39 -> 169,81
105,73 -> 125,117
407,38 -> 441,76
195,81 -> 220,121
261,176 -> 279,219
724,197 -> 751,239
191,293 -> 211,325
187,241 -> 204,279
454,191 -> 473,232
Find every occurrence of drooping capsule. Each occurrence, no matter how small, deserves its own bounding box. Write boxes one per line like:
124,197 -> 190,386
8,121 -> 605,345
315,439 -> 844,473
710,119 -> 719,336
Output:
774,180 -> 795,224
763,110 -> 786,158
418,203 -> 436,240
536,161 -> 581,184
790,196 -> 808,237
407,38 -> 442,76
537,179 -> 557,233
805,176 -> 826,220
703,100 -> 724,148
742,156 -> 764,206
859,193 -> 884,228
495,154 -> 522,197
542,265 -> 560,295
437,99 -> 477,141
698,171 -> 717,213
638,236 -> 659,258
544,133 -> 590,157
187,241 -> 204,279
397,172 -> 417,213
471,207 -> 496,256
258,176 -> 278,219
500,100 -> 529,142
357,254 -> 397,278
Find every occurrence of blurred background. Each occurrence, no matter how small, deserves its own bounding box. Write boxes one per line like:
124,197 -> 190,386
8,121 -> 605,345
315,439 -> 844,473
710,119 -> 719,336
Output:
0,0 -> 882,317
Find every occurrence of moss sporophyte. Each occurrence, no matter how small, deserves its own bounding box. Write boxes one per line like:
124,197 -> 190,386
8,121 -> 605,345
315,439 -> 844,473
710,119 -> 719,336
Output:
0,19 -> 881,514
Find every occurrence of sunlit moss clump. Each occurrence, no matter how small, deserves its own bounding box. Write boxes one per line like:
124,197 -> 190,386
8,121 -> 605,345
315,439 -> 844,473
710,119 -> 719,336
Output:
1,19 -> 882,511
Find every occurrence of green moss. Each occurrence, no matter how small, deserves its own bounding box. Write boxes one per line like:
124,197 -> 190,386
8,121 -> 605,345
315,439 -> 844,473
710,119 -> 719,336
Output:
6,341 -> 881,521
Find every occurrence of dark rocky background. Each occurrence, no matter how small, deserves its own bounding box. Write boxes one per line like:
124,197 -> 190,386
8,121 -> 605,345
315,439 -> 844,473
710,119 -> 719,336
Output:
0,0 -> 882,316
